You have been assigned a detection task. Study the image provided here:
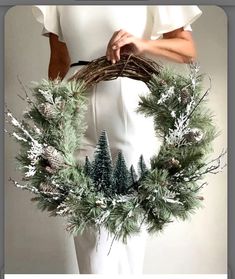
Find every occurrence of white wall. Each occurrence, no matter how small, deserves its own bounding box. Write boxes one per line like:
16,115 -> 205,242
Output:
4,5 -> 227,274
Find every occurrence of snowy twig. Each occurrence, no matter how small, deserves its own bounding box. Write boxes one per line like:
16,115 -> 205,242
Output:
174,149 -> 227,182
185,76 -> 212,123
9,177 -> 39,194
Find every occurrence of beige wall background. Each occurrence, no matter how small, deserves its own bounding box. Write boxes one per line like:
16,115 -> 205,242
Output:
4,5 -> 227,274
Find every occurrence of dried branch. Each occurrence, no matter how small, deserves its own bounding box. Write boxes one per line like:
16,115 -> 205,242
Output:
175,149 -> 227,182
17,75 -> 36,106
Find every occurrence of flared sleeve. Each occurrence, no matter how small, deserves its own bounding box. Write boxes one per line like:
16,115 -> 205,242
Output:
31,5 -> 65,42
150,5 -> 202,39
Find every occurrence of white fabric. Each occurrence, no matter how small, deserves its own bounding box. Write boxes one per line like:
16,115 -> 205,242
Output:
31,5 -> 202,274
32,5 -> 65,42
73,225 -> 148,274
150,5 -> 202,39
32,5 -> 202,62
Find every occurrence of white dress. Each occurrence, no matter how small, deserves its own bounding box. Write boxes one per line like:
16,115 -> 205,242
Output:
32,5 -> 202,274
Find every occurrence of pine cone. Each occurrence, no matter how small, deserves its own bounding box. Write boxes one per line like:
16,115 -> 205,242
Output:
45,166 -> 57,174
159,79 -> 167,86
183,128 -> 203,143
43,146 -> 65,170
37,102 -> 58,119
165,157 -> 181,169
39,182 -> 60,194
180,89 -> 191,105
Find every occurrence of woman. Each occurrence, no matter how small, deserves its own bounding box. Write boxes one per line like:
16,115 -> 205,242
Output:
32,5 -> 202,274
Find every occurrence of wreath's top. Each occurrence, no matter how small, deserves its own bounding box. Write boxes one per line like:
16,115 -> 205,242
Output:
67,54 -> 163,86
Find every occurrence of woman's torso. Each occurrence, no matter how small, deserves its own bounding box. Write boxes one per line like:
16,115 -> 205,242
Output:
58,6 -> 153,63
59,6 -> 160,167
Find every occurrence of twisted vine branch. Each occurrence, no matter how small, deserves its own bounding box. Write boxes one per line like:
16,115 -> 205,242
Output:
68,54 -> 163,87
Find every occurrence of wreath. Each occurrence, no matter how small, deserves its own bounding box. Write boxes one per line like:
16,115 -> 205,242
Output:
6,54 -> 226,249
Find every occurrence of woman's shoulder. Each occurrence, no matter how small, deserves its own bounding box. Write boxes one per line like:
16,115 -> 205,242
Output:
149,5 -> 202,39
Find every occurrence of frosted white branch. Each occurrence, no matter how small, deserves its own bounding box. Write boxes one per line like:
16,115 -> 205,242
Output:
27,140 -> 44,165
12,132 -> 28,142
24,165 -> 36,177
6,111 -> 37,143
157,86 -> 175,104
165,113 -> 191,146
9,177 -> 39,194
38,88 -> 54,103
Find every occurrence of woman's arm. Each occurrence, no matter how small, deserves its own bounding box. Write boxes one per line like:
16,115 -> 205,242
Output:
48,33 -> 71,80
143,28 -> 197,63
106,28 -> 197,64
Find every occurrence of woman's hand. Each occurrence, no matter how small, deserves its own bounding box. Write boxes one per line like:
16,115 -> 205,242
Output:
106,29 -> 147,64
106,27 -> 197,64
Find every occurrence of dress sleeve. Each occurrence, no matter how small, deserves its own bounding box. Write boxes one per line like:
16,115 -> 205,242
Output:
150,5 -> 202,40
31,5 -> 65,42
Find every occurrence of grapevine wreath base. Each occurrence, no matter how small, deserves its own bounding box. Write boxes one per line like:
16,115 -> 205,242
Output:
6,54 -> 226,249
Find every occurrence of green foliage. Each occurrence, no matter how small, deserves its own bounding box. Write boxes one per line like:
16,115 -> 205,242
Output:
7,78 -> 89,212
